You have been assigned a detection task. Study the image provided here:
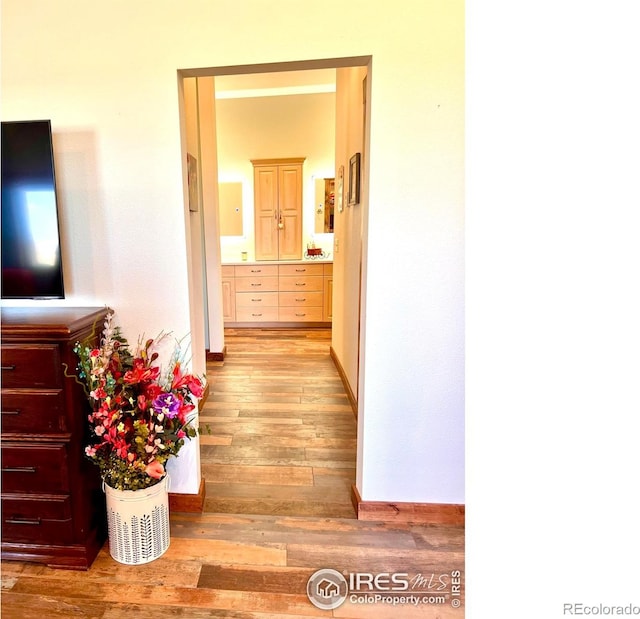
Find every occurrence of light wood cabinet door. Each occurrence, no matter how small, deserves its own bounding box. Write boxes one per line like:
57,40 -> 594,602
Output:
277,164 -> 302,260
221,277 -> 235,322
253,166 -> 279,261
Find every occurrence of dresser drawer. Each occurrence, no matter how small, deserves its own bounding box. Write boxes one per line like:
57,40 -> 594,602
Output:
235,265 -> 278,277
235,276 -> 278,292
278,291 -> 323,307
278,263 -> 323,277
278,275 -> 323,292
1,390 -> 67,434
278,307 -> 324,322
1,496 -> 73,545
1,444 -> 69,493
235,307 -> 279,322
1,345 -> 61,388
235,291 -> 279,308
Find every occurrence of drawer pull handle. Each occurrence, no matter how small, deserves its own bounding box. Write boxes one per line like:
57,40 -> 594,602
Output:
295,268 -> 306,272
251,313 -> 263,317
2,466 -> 37,474
295,313 -> 306,317
250,269 -> 262,273
251,283 -> 262,287
1,410 -> 21,416
295,283 -> 306,287
295,298 -> 306,302
1,365 -> 16,371
251,298 -> 262,302
6,517 -> 41,526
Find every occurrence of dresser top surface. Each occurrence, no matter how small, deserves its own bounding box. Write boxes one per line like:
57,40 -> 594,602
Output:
1,306 -> 110,340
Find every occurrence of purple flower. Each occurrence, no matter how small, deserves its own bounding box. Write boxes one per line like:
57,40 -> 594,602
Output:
152,392 -> 181,418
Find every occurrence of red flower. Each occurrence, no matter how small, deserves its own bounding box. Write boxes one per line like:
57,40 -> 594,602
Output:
123,358 -> 160,385
171,362 -> 204,398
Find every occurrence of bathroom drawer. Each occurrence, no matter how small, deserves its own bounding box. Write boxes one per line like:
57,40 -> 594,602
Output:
235,265 -> 278,277
278,307 -> 324,322
235,276 -> 278,292
235,291 -> 279,308
1,444 -> 70,493
278,291 -> 323,307
278,275 -> 323,292
235,307 -> 279,322
1,390 -> 67,434
0,345 -> 61,389
278,263 -> 323,277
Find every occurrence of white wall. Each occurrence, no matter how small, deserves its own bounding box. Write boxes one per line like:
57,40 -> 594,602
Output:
332,67 -> 367,407
1,0 -> 464,505
215,92 -> 335,263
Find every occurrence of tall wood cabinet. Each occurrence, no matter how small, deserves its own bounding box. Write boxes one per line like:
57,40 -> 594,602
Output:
252,158 -> 304,261
1,306 -> 109,569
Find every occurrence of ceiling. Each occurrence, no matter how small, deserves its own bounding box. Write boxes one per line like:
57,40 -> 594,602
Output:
214,68 -> 336,99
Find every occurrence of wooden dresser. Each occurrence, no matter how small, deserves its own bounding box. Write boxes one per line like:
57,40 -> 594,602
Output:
1,306 -> 109,569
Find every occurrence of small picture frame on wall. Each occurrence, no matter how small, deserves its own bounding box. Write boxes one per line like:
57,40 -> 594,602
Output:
348,152 -> 361,206
187,153 -> 199,212
337,164 -> 345,213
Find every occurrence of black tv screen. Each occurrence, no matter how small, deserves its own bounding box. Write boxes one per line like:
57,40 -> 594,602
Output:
1,120 -> 65,299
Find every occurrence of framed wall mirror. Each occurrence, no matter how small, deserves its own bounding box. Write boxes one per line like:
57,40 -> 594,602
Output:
314,177 -> 335,233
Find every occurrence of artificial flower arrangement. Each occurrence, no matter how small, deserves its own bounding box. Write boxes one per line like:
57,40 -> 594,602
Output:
71,312 -> 205,491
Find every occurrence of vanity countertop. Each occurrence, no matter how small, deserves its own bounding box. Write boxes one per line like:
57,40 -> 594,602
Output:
222,259 -> 332,266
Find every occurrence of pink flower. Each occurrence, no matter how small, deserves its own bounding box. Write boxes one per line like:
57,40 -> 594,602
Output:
145,461 -> 165,479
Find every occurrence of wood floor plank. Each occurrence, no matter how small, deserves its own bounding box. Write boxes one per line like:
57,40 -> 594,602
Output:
203,464 -> 314,486
198,564 -> 314,594
0,592 -> 107,619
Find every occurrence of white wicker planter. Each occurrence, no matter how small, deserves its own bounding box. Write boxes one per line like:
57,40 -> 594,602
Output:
104,475 -> 170,565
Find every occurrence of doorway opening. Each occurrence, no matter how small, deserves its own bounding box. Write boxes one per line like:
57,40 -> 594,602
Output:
179,56 -> 370,518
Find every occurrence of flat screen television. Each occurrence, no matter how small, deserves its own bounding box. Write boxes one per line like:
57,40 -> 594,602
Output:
1,119 -> 65,299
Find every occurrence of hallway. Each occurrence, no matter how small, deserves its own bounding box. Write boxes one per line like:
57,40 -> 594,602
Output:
201,328 -> 357,518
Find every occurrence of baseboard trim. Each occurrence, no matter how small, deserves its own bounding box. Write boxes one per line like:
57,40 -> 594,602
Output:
329,346 -> 357,418
351,485 -> 465,525
199,382 -> 210,410
206,347 -> 226,362
169,476 -> 206,513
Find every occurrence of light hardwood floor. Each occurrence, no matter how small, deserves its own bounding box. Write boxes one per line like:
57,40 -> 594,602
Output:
202,328 -> 357,518
1,329 -> 465,618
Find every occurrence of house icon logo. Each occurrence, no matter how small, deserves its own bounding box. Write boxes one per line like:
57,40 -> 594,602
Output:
306,568 -> 348,610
